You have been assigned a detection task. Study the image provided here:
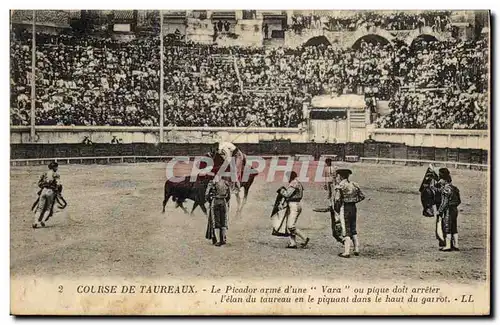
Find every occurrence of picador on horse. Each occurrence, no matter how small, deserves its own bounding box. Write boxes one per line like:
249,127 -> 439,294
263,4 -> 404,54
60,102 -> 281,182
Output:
207,141 -> 255,215
212,141 -> 247,193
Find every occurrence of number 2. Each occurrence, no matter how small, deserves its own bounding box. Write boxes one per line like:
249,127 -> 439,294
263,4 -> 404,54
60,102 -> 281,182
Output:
58,285 -> 63,293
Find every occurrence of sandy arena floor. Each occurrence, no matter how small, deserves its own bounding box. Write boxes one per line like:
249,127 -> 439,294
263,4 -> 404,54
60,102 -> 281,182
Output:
10,162 -> 489,284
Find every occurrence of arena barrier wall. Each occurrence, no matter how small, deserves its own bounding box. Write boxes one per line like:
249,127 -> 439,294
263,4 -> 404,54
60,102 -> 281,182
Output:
371,128 -> 489,150
10,142 -> 488,170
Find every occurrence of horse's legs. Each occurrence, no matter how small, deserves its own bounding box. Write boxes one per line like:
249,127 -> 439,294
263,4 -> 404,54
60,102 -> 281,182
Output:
190,201 -> 199,216
199,203 -> 208,216
242,186 -> 249,210
162,194 -> 171,213
178,202 -> 189,214
234,190 -> 242,215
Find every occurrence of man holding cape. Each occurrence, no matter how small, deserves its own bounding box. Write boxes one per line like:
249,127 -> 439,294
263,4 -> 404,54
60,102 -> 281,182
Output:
270,171 -> 310,249
420,165 -> 461,251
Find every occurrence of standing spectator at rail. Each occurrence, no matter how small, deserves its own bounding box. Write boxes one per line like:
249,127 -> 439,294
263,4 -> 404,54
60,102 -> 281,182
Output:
323,158 -> 337,202
213,23 -> 218,41
82,136 -> 93,145
364,135 -> 376,144
263,23 -> 269,40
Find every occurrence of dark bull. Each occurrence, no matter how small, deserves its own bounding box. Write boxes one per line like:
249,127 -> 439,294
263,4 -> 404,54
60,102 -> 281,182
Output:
162,174 -> 213,215
162,169 -> 259,216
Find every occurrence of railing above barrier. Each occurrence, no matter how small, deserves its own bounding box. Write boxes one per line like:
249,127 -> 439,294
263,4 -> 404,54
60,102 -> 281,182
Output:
371,128 -> 489,150
360,157 -> 488,170
372,128 -> 488,136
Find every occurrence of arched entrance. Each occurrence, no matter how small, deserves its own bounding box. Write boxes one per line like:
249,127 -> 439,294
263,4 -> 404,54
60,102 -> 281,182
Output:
410,34 -> 439,47
351,34 -> 390,49
303,36 -> 331,47
404,27 -> 443,45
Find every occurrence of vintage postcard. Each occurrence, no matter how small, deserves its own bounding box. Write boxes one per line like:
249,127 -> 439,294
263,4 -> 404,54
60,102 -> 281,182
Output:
9,9 -> 490,315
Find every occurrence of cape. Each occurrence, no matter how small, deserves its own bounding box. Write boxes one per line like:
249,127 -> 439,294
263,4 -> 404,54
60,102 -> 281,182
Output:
270,187 -> 290,237
419,166 -> 439,218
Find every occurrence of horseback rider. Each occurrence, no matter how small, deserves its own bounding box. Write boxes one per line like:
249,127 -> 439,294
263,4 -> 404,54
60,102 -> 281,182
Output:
215,141 -> 246,192
33,161 -> 62,228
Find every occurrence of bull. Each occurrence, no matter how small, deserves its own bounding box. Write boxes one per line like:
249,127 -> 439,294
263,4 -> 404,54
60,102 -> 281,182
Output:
162,174 -> 213,215
161,168 -> 259,216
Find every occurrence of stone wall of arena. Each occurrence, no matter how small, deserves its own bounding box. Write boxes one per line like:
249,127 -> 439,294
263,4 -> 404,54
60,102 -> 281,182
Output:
283,26 -> 453,49
10,126 -> 308,145
10,126 -> 489,150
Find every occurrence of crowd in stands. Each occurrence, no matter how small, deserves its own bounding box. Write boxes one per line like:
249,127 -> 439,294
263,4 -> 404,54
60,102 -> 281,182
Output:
10,16 -> 488,129
164,92 -> 303,127
236,42 -> 400,100
163,43 -> 304,127
11,10 -> 70,26
164,43 -> 238,94
11,31 -> 160,126
375,37 -> 488,129
290,11 -> 452,33
376,90 -> 488,129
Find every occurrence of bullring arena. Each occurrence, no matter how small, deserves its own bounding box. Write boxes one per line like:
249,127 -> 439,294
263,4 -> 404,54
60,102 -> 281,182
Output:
10,159 -> 488,283
9,10 -> 490,310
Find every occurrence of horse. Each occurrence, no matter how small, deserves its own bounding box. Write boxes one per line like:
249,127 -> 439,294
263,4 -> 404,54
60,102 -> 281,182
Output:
234,169 -> 258,215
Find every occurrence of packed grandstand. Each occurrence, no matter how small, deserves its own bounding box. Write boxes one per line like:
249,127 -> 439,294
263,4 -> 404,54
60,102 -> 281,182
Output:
10,10 -> 489,129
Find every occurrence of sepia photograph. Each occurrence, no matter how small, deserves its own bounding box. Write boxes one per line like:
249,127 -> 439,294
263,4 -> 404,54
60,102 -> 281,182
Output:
8,8 -> 490,315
